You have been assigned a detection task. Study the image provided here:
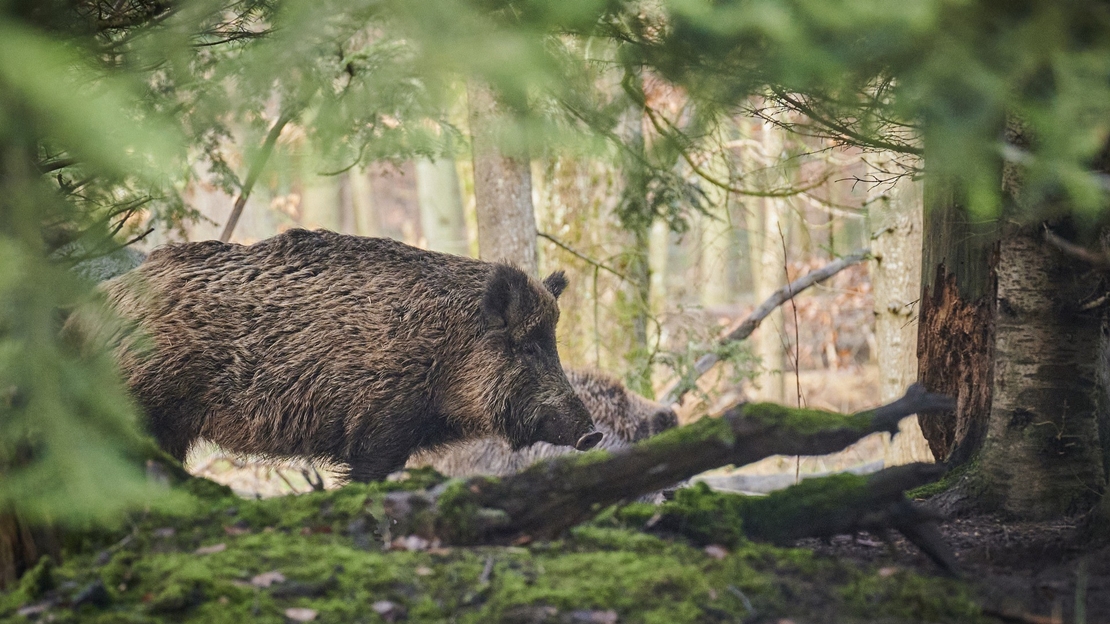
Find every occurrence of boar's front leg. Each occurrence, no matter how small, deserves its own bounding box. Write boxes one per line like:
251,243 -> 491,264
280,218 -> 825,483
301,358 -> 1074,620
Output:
346,451 -> 412,483
343,422 -> 424,483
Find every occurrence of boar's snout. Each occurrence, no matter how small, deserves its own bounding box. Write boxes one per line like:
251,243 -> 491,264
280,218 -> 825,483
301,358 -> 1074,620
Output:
531,391 -> 600,450
575,430 -> 603,451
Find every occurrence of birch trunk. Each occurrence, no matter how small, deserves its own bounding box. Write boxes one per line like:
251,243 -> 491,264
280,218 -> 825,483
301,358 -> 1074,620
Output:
415,159 -> 469,256
748,121 -> 787,402
870,173 -> 932,464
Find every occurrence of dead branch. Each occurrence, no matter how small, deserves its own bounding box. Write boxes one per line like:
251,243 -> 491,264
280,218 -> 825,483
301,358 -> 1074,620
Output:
383,384 -> 953,548
1043,226 -> 1110,269
658,248 -> 871,405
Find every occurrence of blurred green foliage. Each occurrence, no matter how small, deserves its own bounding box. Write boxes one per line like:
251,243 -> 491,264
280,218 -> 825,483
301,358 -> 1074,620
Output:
3,0 -> 1110,523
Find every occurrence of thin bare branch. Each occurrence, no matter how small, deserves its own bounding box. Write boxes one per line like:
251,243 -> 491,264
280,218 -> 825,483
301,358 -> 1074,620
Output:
1044,227 -> 1110,269
658,248 -> 871,405
538,232 -> 630,281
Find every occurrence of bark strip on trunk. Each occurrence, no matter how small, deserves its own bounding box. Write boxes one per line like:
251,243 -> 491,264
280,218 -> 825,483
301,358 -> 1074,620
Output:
917,181 -> 999,466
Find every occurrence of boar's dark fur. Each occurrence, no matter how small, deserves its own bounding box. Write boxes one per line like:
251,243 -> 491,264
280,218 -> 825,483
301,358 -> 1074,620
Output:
407,369 -> 678,477
92,229 -> 598,482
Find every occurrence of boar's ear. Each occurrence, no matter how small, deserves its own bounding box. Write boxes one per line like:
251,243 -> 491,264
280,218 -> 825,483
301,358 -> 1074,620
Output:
482,264 -> 531,332
542,271 -> 568,299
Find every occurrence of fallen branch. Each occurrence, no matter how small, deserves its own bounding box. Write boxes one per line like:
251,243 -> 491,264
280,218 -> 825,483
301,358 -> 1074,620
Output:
384,384 -> 953,548
644,463 -> 959,574
658,248 -> 871,405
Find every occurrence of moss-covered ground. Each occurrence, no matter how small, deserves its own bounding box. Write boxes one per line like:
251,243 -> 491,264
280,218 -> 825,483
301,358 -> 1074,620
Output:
1,471 -> 987,623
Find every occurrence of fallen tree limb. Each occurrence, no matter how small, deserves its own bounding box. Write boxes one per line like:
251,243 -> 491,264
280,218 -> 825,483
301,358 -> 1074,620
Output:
384,384 -> 954,548
640,463 -> 959,574
658,248 -> 871,406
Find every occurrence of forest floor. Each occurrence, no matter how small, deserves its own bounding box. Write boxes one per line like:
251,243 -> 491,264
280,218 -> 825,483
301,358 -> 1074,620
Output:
0,474 -> 990,624
799,511 -> 1109,624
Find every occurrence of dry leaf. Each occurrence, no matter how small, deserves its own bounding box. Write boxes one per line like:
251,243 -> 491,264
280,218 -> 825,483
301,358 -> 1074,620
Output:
251,571 -> 286,588
194,543 -> 227,555
284,607 -> 318,622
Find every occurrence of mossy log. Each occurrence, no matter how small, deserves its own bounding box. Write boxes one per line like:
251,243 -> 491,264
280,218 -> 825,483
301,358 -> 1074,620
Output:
387,385 -> 955,549
642,463 -> 958,573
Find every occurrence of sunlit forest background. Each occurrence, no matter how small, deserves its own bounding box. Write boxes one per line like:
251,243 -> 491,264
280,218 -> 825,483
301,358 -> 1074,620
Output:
5,2 -> 1110,620
160,102 -> 915,495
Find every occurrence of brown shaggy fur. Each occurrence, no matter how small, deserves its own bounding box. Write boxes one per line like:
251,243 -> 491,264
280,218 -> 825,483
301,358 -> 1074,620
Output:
407,369 -> 678,477
88,229 -> 597,482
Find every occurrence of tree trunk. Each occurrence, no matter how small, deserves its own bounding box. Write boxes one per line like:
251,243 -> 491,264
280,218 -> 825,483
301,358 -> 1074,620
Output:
416,158 -> 469,257
919,157 -> 1107,517
384,385 -> 955,547
614,83 -> 654,398
349,168 -> 380,237
336,171 -> 358,235
917,180 -> 998,467
870,173 -> 933,464
466,82 -> 538,275
978,227 -> 1105,517
745,119 -> 789,403
699,155 -> 735,309
367,162 -> 422,245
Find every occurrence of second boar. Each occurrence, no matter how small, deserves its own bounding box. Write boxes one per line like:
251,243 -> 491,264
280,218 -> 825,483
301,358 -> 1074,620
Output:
407,369 -> 678,477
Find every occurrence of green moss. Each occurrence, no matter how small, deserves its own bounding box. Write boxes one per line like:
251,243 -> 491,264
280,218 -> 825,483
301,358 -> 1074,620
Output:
906,453 -> 987,502
634,414 -> 737,449
742,402 -> 872,434
738,473 -> 871,542
0,556 -> 54,614
841,569 -> 987,623
0,474 -> 985,624
615,475 -> 877,547
653,482 -> 751,548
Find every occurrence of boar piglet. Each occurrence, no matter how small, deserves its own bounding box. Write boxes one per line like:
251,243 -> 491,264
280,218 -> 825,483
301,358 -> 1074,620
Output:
408,369 -> 678,477
89,229 -> 600,482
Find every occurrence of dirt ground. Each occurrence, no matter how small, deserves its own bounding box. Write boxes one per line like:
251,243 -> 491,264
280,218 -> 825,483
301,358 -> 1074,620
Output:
797,512 -> 1110,624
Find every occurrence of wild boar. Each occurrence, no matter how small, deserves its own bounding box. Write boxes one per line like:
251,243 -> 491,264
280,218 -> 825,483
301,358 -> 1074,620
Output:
407,369 -> 678,477
87,228 -> 601,482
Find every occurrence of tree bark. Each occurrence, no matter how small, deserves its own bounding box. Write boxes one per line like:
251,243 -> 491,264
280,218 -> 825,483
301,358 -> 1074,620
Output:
979,228 -> 1105,517
749,120 -> 788,402
870,173 -> 933,464
917,180 -> 998,466
919,139 -> 1107,518
415,158 -> 469,256
467,82 -> 538,275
